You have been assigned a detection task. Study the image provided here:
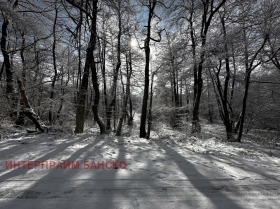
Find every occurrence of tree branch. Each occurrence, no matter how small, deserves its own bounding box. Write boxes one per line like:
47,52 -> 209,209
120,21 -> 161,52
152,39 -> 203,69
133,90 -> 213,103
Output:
65,0 -> 93,19
150,29 -> 163,42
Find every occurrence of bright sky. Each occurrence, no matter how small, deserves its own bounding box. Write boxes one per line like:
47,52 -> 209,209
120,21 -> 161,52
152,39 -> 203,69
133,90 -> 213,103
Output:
130,37 -> 138,49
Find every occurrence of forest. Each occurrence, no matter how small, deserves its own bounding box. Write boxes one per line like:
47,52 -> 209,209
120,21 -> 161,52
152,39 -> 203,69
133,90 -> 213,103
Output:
1,0 -> 280,142
1,1 -> 280,208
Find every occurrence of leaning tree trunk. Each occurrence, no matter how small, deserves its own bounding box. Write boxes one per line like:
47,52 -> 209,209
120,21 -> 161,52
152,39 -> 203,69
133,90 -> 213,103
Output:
17,79 -> 47,132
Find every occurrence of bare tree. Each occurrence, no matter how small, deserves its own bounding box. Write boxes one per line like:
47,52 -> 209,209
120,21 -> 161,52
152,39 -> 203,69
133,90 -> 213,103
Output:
189,0 -> 227,135
49,2 -> 59,125
139,0 -> 163,138
65,0 -> 105,134
1,12 -> 17,120
106,0 -> 122,131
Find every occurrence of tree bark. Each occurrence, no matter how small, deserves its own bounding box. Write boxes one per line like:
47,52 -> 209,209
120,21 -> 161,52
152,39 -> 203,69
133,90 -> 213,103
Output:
237,72 -> 250,142
140,2 -> 158,138
100,25 -> 109,130
17,79 -> 47,132
127,50 -> 134,126
107,1 -> 122,131
147,73 -> 155,139
15,31 -> 27,126
74,0 -> 98,133
116,53 -> 132,136
91,59 -> 106,134
49,4 -> 58,125
1,15 -> 18,120
190,0 -> 227,135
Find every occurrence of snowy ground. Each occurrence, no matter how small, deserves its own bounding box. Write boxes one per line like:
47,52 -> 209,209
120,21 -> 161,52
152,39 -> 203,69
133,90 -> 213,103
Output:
0,124 -> 279,209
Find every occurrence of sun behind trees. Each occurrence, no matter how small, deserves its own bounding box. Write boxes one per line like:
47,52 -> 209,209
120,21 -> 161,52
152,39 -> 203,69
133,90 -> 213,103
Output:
1,0 -> 280,142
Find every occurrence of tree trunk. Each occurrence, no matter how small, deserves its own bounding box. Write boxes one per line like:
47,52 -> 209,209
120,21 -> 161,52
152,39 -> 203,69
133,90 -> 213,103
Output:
190,0 -> 226,135
15,31 -> 26,126
1,16 -> 18,120
191,57 -> 203,134
49,4 -> 58,125
74,0 -> 98,133
116,53 -> 131,136
91,59 -> 106,134
0,62 -> 4,81
140,2 -> 158,138
237,72 -> 251,142
185,81 -> 190,121
127,50 -> 133,126
147,73 -> 155,139
139,39 -> 151,138
189,5 -> 200,134
107,1 -> 122,131
17,79 -> 47,132
101,31 -> 109,130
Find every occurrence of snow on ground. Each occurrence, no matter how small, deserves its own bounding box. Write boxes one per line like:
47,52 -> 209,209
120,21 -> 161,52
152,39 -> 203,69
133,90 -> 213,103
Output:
0,123 -> 279,209
154,122 -> 280,158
